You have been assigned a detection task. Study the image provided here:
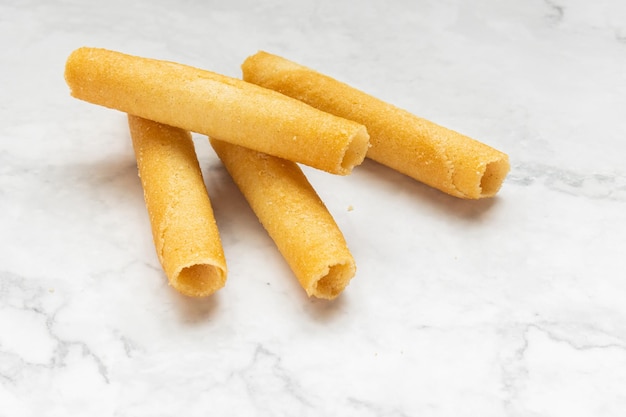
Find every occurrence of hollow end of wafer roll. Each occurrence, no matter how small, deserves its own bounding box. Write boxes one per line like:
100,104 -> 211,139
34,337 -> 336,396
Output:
339,125 -> 370,175
172,263 -> 227,298
447,141 -> 511,199
308,260 -> 356,300
476,156 -> 510,198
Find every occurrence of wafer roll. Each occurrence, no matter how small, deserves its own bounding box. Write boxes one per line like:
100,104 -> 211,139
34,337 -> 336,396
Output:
210,138 -> 356,300
65,47 -> 370,175
128,115 -> 226,297
241,51 -> 510,199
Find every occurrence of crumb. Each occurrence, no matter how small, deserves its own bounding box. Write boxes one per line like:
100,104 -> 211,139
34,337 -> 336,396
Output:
347,205 -> 354,212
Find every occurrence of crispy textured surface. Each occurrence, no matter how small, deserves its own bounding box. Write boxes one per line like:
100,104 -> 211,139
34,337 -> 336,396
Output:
65,47 -> 370,175
242,51 -> 510,199
128,115 -> 227,297
210,138 -> 356,300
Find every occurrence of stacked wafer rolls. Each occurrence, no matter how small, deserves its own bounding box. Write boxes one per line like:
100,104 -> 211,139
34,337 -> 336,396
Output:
64,46 -> 510,300
64,47 -> 363,299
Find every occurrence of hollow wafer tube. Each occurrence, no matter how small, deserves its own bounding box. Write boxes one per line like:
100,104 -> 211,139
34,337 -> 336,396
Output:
128,115 -> 227,297
65,47 -> 370,175
210,138 -> 356,300
241,51 -> 510,199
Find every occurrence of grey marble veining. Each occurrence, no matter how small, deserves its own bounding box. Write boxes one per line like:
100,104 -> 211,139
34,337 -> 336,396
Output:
1,0 -> 626,416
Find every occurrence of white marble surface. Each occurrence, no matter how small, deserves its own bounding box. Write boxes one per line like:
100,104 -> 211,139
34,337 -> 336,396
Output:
1,0 -> 626,415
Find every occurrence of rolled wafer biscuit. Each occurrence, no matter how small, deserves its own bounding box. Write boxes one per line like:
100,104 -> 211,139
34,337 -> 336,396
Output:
65,47 -> 370,176
128,115 -> 227,297
241,51 -> 510,199
210,138 -> 356,300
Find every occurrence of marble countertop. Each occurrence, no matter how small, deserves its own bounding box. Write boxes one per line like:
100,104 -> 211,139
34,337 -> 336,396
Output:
2,0 -> 626,415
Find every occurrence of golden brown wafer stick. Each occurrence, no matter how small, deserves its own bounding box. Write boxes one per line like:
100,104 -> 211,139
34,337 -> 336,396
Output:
209,138 -> 356,300
241,51 -> 510,199
128,115 -> 226,297
65,47 -> 370,176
